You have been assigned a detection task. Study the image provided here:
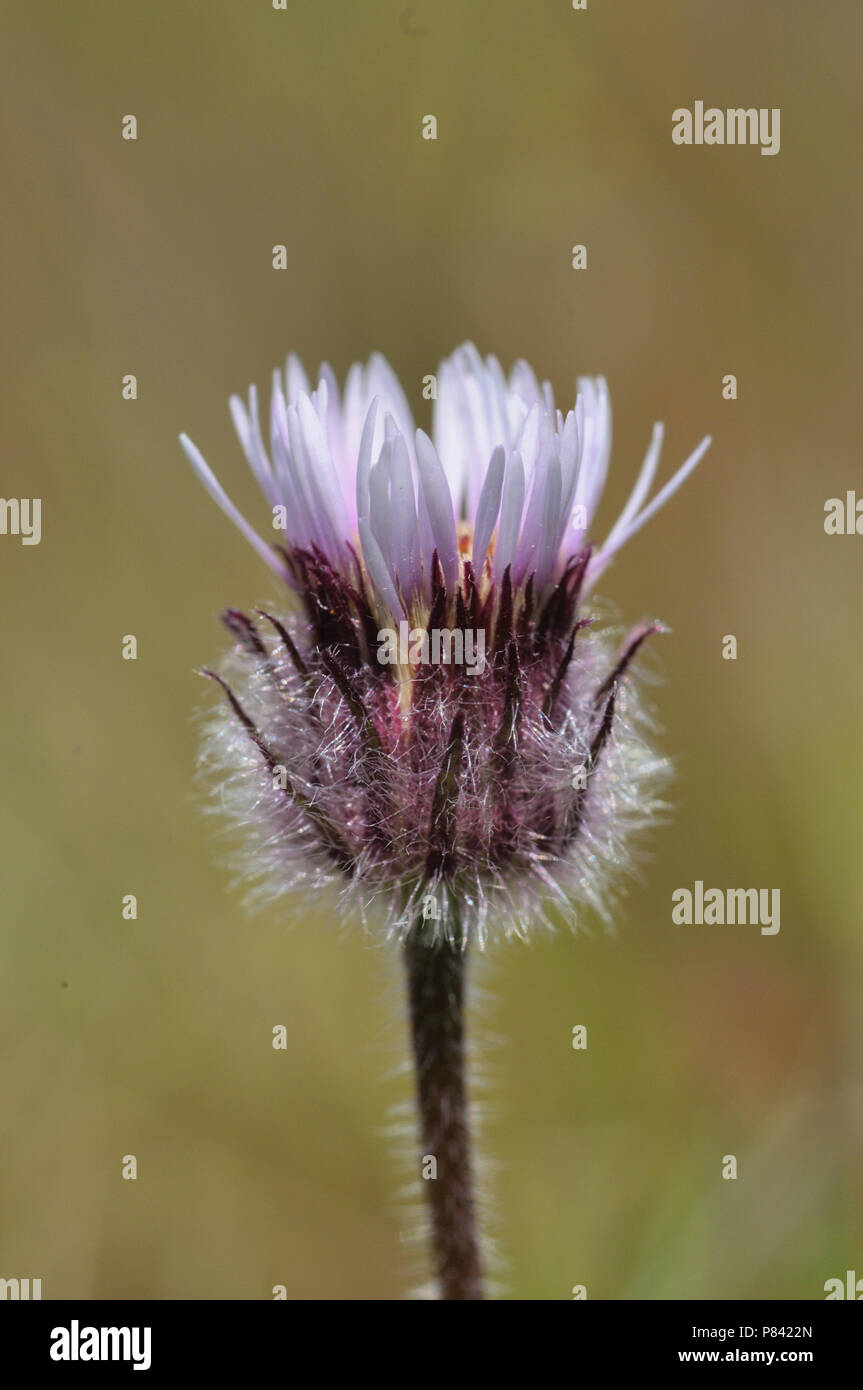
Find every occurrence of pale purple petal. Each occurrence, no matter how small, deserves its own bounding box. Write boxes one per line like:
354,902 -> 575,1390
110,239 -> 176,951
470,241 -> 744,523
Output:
367,353 -> 415,440
572,376 -> 611,526
601,422 -> 664,555
295,393 -> 350,559
285,353 -> 310,405
514,444 -> 549,585
587,433 -> 712,590
354,397 -> 380,526
228,390 -> 279,508
179,432 -> 289,580
390,432 -> 421,603
415,429 -> 459,592
613,433 -> 712,543
270,376 -> 314,548
493,449 -> 525,582
535,454 -> 563,592
471,445 -> 505,576
368,440 -> 395,569
358,517 -> 405,621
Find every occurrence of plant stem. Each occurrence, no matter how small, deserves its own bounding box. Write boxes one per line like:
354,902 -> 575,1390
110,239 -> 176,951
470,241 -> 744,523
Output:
404,928 -> 484,1300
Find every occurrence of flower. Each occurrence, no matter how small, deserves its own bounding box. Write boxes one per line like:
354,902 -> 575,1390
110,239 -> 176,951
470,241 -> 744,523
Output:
181,343 -> 710,947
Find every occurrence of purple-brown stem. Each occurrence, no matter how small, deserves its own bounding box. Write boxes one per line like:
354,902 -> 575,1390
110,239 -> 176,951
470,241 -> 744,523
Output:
404,928 -> 484,1300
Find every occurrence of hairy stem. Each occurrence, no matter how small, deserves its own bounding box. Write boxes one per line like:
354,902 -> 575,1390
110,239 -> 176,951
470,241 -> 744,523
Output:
404,928 -> 484,1300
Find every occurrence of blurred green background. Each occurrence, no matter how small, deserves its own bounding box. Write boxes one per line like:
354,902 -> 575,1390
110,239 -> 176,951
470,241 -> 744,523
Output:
1,0 -> 861,1300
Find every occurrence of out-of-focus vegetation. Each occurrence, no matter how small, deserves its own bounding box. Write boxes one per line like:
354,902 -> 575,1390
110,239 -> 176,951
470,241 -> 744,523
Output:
1,0 -> 860,1298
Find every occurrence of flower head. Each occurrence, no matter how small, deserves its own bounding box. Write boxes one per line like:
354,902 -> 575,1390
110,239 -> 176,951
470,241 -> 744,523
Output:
182,343 -> 710,946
